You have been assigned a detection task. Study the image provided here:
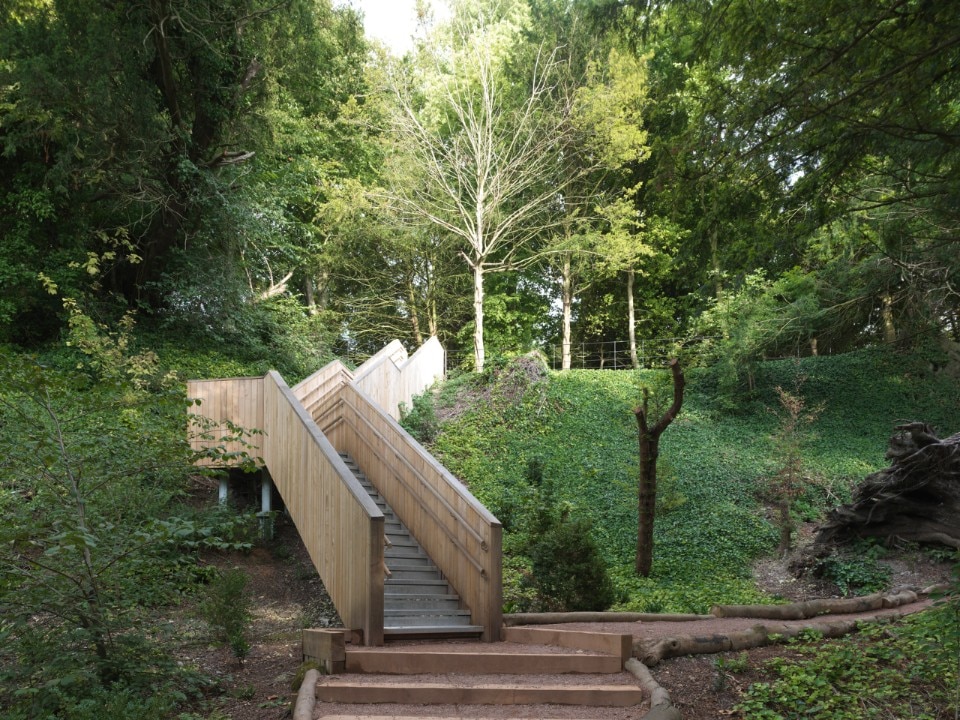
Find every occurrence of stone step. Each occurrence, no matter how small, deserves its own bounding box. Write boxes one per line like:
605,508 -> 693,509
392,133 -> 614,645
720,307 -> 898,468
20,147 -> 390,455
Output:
314,680 -> 645,707
318,716 -> 605,720
344,650 -> 623,675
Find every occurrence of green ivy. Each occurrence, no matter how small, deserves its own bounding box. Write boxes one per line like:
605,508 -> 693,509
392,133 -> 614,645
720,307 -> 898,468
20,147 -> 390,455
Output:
736,611 -> 957,718
425,349 -> 960,611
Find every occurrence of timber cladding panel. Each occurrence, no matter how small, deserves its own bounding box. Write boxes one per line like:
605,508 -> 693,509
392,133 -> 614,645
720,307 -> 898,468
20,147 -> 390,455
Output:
334,382 -> 503,642
262,372 -> 384,645
352,336 -> 445,420
186,377 -> 264,466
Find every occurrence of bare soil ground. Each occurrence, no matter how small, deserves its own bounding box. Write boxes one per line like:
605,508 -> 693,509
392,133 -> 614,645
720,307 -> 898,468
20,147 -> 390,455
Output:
174,512 -> 952,719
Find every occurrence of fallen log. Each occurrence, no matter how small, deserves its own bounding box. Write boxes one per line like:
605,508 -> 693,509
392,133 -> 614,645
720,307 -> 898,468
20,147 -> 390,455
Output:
293,668 -> 319,720
710,591 -> 916,620
635,614 -> 910,665
503,611 -> 709,626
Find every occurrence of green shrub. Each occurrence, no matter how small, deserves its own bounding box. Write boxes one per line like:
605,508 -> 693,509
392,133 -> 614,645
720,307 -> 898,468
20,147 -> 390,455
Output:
736,611 -> 956,718
399,388 -> 440,443
199,568 -> 253,664
529,513 -> 615,612
817,544 -> 892,596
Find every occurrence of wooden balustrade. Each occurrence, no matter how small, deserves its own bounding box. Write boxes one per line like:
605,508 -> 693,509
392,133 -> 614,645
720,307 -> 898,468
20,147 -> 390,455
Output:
330,382 -> 502,642
186,377 -> 264,466
187,339 -> 500,645
352,336 -> 445,420
262,372 -> 384,645
187,372 -> 384,645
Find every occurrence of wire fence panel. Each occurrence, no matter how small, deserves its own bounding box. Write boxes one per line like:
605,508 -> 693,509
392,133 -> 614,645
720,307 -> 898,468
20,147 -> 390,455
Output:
444,337 -> 720,372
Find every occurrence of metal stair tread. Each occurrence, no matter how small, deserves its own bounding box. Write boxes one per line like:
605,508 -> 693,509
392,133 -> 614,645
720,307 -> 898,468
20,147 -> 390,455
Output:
337,450 -> 477,639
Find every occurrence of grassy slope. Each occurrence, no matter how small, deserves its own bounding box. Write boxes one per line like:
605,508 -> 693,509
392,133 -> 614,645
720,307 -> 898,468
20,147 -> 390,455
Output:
427,348 -> 960,613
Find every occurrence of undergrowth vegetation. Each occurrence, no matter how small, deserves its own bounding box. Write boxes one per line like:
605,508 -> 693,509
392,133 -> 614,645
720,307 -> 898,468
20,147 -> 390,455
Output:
735,601 -> 959,718
413,347 -> 960,614
0,312 -> 263,718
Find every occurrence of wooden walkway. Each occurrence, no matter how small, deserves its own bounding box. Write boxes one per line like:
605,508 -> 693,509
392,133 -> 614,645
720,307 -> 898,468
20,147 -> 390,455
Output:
187,339 -> 502,645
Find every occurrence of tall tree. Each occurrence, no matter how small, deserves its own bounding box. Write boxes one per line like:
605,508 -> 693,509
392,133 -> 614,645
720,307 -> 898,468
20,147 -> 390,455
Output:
385,0 -> 579,372
0,0 -> 369,346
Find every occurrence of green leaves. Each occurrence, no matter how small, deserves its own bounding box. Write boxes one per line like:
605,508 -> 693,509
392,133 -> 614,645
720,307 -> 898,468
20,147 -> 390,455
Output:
427,349 -> 959,613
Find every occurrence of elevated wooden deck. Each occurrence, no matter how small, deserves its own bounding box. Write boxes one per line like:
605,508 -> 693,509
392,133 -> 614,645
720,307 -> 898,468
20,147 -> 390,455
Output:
187,339 -> 502,645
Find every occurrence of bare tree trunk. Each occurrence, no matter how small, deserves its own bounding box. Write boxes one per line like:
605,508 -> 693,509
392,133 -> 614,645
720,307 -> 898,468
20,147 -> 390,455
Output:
407,279 -> 424,346
882,293 -> 897,343
304,277 -> 316,316
634,359 -> 685,576
473,263 -> 485,373
627,268 -> 639,368
562,252 -> 573,371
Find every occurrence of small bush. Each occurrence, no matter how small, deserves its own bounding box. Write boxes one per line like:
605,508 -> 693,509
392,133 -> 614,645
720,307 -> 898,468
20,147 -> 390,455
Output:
816,545 -> 891,596
199,568 -> 252,664
399,389 -> 439,443
529,513 -> 615,611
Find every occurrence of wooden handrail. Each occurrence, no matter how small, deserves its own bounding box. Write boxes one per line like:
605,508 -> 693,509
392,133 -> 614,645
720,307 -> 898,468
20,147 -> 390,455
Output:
339,394 -> 487,547
331,407 -> 488,576
189,339 -> 499,643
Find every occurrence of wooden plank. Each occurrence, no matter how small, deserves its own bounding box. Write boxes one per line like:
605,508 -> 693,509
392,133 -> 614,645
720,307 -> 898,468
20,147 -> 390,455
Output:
302,629 -> 346,673
337,382 -> 502,641
501,627 -> 632,662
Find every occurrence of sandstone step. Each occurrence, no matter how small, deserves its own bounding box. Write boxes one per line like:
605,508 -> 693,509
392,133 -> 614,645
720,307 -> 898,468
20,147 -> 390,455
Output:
317,716 -> 605,720
315,680 -> 645,707
344,650 -> 623,675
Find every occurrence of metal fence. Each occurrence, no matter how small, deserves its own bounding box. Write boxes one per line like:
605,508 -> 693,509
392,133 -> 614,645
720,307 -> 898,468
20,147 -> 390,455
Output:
547,338 -> 712,370
444,337 -> 720,372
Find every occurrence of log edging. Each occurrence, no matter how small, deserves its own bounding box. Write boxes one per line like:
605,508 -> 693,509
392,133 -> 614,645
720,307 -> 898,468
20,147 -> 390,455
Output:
293,668 -> 319,720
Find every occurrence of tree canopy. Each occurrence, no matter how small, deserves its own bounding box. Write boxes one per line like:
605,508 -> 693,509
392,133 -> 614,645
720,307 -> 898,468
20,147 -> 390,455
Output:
0,0 -> 956,368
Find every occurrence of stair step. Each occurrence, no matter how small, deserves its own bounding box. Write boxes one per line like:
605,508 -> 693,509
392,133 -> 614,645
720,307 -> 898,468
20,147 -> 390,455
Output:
337,450 -> 478,638
315,680 -> 645,707
385,613 -> 474,627
384,549 -> 430,562
382,625 -> 485,639
344,650 -> 624,675
385,579 -> 451,594
388,569 -> 443,582
384,535 -> 417,548
385,595 -> 461,610
318,717 -> 609,720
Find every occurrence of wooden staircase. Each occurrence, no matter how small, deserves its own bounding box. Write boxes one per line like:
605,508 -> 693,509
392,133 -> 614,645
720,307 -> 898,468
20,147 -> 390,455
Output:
339,452 -> 484,639
313,635 -> 647,718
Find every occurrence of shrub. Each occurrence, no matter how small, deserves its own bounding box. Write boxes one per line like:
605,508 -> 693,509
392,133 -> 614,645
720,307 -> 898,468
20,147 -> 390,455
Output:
199,568 -> 253,664
529,513 -> 615,612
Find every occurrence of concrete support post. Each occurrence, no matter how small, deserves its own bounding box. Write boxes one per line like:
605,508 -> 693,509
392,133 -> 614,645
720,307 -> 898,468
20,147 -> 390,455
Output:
261,475 -> 273,513
218,478 -> 228,505
258,474 -> 275,540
